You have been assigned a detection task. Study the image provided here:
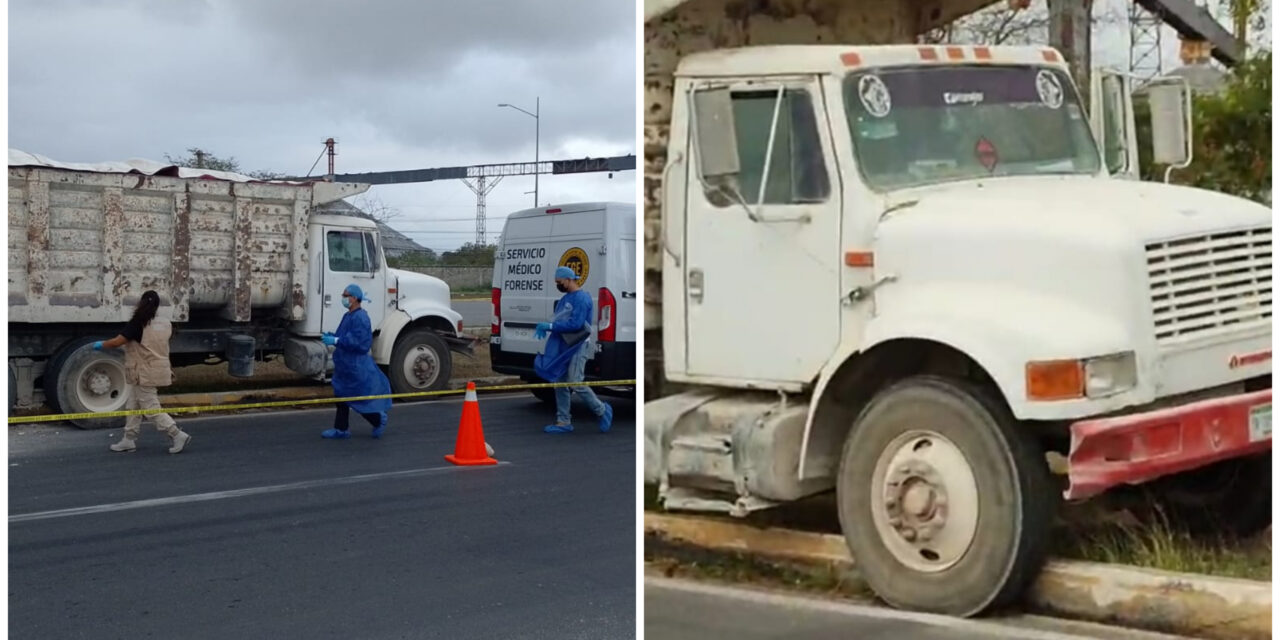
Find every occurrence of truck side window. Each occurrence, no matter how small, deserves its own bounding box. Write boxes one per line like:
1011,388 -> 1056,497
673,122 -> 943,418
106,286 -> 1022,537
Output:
327,230 -> 368,273
727,88 -> 830,206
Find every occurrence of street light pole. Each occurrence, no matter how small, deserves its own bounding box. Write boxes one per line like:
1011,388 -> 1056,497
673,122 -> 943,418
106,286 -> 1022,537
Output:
534,96 -> 539,208
498,98 -> 540,207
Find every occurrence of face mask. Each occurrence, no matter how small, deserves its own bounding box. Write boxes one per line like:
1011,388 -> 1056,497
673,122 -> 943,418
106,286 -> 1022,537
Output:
556,283 -> 567,293
341,297 -> 351,309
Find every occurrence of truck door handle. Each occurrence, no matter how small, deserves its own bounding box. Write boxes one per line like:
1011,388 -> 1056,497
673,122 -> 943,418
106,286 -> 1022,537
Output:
324,294 -> 333,307
689,269 -> 705,303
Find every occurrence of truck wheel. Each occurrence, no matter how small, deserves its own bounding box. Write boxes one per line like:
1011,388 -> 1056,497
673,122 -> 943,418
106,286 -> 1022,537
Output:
836,376 -> 1055,617
388,329 -> 452,395
1144,454 -> 1270,537
44,338 -> 131,430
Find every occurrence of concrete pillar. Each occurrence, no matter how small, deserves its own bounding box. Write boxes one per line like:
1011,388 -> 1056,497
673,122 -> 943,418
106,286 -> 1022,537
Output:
1047,0 -> 1093,106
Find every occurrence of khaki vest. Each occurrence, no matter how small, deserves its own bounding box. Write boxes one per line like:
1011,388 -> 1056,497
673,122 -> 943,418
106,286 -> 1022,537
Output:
123,317 -> 173,388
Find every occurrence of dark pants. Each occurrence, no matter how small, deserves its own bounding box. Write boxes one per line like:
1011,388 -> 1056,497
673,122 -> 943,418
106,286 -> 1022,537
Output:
333,402 -> 383,432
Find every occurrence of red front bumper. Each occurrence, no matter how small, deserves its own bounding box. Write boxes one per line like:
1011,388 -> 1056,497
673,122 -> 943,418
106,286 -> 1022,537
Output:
1065,389 -> 1272,501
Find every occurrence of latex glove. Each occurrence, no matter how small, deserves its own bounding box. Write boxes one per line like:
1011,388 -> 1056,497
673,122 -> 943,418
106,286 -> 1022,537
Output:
92,341 -> 104,351
322,334 -> 338,347
534,322 -> 552,340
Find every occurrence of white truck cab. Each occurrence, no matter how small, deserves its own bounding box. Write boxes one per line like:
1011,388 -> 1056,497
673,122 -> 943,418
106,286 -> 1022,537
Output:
490,202 -> 638,401
646,45 -> 1271,616
291,214 -> 468,394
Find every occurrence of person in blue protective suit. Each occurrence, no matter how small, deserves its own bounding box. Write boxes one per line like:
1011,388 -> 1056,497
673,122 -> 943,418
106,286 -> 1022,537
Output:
534,266 -> 613,434
320,284 -> 393,439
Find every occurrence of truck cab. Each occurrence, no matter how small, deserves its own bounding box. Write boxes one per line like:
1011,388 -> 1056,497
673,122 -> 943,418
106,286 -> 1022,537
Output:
290,214 -> 468,394
647,45 -> 1271,616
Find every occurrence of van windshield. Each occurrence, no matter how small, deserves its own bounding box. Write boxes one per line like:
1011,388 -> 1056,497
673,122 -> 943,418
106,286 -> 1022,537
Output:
843,65 -> 1101,191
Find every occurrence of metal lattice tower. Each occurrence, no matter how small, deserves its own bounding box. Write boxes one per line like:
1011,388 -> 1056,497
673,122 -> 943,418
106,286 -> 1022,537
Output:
1130,2 -> 1166,84
462,175 -> 503,245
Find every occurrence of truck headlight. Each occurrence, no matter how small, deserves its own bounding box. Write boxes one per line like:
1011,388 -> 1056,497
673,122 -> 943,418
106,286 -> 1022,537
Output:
1083,352 -> 1138,398
1026,352 -> 1137,400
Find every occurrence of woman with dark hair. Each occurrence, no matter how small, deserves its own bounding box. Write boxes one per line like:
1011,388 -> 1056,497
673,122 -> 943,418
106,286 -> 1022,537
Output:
94,290 -> 191,454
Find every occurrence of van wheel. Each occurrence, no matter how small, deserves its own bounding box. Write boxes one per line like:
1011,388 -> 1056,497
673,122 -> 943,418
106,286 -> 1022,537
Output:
530,387 -> 557,405
8,362 -> 17,415
389,329 -> 452,395
836,376 -> 1056,616
44,338 -> 131,430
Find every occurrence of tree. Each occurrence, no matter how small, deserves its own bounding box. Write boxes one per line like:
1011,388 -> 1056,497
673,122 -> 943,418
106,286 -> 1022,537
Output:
439,242 -> 498,266
163,147 -> 285,180
350,194 -> 401,224
922,0 -> 1125,45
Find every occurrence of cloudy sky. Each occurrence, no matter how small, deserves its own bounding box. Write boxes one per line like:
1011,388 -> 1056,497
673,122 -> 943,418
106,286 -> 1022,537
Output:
9,0 -> 637,251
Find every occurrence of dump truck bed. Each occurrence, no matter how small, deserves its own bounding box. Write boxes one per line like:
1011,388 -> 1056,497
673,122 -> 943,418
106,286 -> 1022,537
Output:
8,152 -> 365,324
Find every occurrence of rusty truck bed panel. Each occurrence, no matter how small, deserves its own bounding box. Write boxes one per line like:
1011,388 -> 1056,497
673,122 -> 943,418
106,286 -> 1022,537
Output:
8,166 -> 365,324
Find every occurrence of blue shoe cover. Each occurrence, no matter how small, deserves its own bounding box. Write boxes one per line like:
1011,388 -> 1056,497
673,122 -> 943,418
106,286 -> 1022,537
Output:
372,414 -> 388,439
322,428 -> 351,439
543,424 -> 574,434
598,404 -> 614,433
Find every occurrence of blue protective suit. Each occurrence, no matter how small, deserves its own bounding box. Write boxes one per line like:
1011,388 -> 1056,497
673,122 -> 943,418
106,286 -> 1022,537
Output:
534,289 -> 593,383
331,307 -> 392,414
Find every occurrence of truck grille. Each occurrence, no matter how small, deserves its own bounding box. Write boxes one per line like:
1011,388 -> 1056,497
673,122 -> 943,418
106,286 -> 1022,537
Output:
1147,226 -> 1271,345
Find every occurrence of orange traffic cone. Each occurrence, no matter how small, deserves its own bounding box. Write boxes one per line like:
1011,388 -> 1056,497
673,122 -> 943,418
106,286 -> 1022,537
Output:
445,382 -> 498,466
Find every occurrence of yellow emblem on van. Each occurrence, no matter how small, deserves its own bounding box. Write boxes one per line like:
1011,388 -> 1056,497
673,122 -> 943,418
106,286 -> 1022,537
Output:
558,247 -> 590,286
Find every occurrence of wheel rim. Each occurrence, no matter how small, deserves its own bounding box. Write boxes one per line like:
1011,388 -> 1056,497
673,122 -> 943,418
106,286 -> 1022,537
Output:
870,430 -> 980,572
71,358 -> 129,413
400,343 -> 440,389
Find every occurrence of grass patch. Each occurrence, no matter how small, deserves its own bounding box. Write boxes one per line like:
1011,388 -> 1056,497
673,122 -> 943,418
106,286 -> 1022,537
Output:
646,534 -> 873,600
645,486 -> 1271,582
1054,515 -> 1271,581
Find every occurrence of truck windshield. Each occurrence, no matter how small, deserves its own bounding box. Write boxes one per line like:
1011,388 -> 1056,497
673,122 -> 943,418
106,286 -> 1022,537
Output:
843,65 -> 1101,191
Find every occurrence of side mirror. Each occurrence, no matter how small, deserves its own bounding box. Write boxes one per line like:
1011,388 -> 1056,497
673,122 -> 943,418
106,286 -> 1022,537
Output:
691,87 -> 741,180
1148,81 -> 1192,169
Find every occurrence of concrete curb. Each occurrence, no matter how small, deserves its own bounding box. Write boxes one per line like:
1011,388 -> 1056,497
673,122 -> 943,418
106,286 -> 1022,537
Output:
644,512 -> 1272,640
159,376 -> 524,409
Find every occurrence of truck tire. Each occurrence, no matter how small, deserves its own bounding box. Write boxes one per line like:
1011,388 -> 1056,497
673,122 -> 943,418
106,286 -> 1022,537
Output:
388,329 -> 452,395
1144,454 -> 1271,537
44,337 -> 131,430
835,376 -> 1056,617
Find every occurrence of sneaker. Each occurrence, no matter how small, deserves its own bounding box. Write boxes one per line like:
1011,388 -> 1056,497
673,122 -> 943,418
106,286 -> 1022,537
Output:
109,437 -> 136,453
598,404 -> 614,433
168,431 -> 191,454
322,428 -> 351,439
371,413 -> 388,439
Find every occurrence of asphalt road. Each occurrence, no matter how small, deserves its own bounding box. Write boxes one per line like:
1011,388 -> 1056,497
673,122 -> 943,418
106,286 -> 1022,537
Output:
644,577 -> 1193,640
9,394 -> 636,640
453,299 -> 490,330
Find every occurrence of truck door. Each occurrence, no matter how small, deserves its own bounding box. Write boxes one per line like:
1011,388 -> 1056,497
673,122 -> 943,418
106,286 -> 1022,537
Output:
681,77 -> 842,386
322,227 -> 385,336
1089,71 -> 1139,180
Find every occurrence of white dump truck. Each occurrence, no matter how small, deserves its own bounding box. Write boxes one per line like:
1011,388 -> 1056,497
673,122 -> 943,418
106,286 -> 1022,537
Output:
645,45 -> 1272,616
8,150 -> 470,427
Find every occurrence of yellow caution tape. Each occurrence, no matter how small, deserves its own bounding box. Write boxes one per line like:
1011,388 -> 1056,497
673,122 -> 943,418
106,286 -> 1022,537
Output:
7,379 -> 637,425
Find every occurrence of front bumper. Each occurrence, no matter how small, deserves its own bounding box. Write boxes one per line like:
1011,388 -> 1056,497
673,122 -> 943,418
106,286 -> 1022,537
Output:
1065,388 -> 1272,500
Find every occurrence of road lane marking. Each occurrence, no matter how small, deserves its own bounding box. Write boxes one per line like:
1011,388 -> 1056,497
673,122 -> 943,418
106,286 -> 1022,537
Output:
10,462 -> 511,524
644,576 -> 1172,640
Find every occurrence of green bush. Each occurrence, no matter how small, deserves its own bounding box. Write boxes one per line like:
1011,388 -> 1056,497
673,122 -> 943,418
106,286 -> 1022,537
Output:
1136,53 -> 1271,204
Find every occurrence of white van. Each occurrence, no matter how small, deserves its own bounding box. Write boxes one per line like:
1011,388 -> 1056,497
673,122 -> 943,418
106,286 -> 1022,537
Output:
490,202 -> 636,402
